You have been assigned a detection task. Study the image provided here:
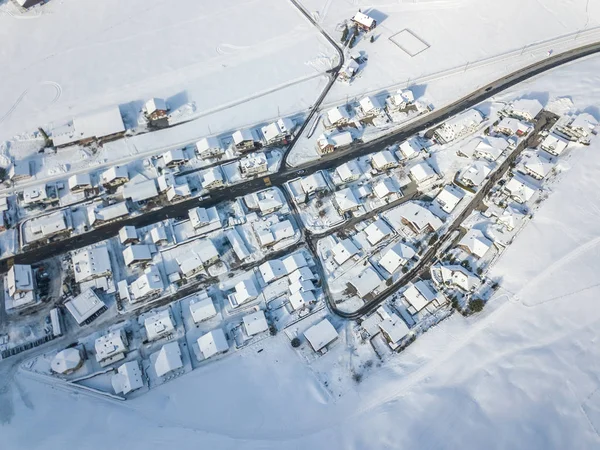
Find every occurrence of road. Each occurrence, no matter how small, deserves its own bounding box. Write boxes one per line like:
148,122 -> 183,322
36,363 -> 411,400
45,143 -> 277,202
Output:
327,111 -> 559,320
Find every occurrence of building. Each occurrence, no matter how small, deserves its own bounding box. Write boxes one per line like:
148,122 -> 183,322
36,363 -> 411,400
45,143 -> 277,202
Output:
359,96 -> 383,116
352,11 -> 377,31
243,310 -> 269,336
226,228 -> 250,262
16,0 -> 45,8
386,89 -> 415,111
398,139 -> 421,159
458,228 -> 493,258
64,289 -> 107,326
364,218 -> 393,246
540,134 -> 568,156
496,117 -> 530,136
409,162 -> 436,184
261,118 -> 294,145
87,202 -> 129,226
332,238 -> 359,265
7,264 -> 34,298
437,265 -> 479,292
434,185 -> 465,214
509,99 -> 543,121
504,176 -> 537,203
316,131 -> 353,155
72,245 -> 111,283
555,113 -> 598,143
100,165 -> 129,187
379,242 -> 416,274
349,265 -> 383,299
51,348 -> 83,375
256,220 -> 295,248
9,161 -> 31,181
162,148 -> 186,168
300,171 -> 328,196
371,150 -> 398,171
282,252 -> 308,273
22,185 -> 54,207
68,173 -> 92,192
334,188 -> 360,214
256,189 -> 284,215
397,202 -> 443,234
473,136 -> 509,161
335,160 -> 362,183
374,179 -> 399,200
95,330 -> 128,366
145,98 -> 168,122
123,244 -> 152,267
122,179 -> 159,203
196,136 -> 224,159
326,106 -> 351,127
522,153 -> 553,180
402,280 -> 442,315
189,292 -> 217,323
304,318 -> 338,352
459,162 -> 491,188
434,109 -> 483,144
378,307 -> 410,348
130,266 -> 164,303
288,267 -> 316,284
259,259 -> 287,284
111,360 -> 144,395
201,167 -> 225,190
233,129 -> 258,151
240,152 -> 268,177
145,309 -> 175,342
289,290 -> 315,311
154,342 -> 183,377
24,209 -> 72,245
119,226 -> 139,245
228,279 -> 259,308
338,59 -> 360,82
197,328 -> 229,360
52,106 -> 126,148
177,253 -> 204,280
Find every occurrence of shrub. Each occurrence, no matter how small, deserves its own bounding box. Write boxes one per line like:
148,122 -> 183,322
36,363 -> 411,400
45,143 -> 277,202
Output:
291,337 -> 301,348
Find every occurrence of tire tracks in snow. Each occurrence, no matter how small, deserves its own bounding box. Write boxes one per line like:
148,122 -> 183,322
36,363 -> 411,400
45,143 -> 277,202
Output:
0,81 -> 62,125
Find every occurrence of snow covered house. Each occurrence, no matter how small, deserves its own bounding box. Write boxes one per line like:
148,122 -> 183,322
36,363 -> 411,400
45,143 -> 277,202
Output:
504,176 -> 537,204
144,308 -> 175,342
188,206 -> 220,230
316,131 -> 354,155
459,162 -> 491,188
282,252 -> 308,274
338,59 -> 360,82
409,161 -> 436,184
6,264 -> 34,302
51,348 -> 83,375
228,279 -> 259,308
196,136 -> 224,159
123,244 -> 152,267
72,245 -> 112,284
304,318 -> 338,353
434,185 -> 465,214
522,153 -> 553,180
112,360 -> 143,395
364,218 -> 393,246
259,259 -> 287,284
100,165 -> 129,187
240,152 -> 268,177
334,188 -> 360,214
540,134 -> 568,156
332,238 -> 359,265
261,118 -> 294,145
397,202 -> 443,234
373,179 -> 399,200
398,139 -> 421,159
556,113 -> 598,143
379,310 -> 410,348
434,109 -> 483,144
119,226 -> 138,245
495,117 -> 530,137
123,179 -> 159,203
289,290 -> 315,311
145,98 -> 168,121
352,11 -> 377,31
95,329 -> 128,367
473,137 -> 509,161
233,129 -> 258,151
197,328 -> 229,360
87,202 -> 129,227
335,160 -> 362,183
166,183 -> 191,202
349,265 -> 383,299
9,161 -> 31,181
326,106 -> 351,127
68,173 -> 92,192
509,99 -> 543,122
378,242 -> 416,275
458,228 -> 493,258
201,167 -> 225,190
300,171 -> 328,196
243,310 -> 269,337
64,289 -> 107,326
386,89 -> 415,111
402,280 -> 443,315
371,150 -> 398,171
189,292 -> 217,323
359,96 -> 383,117
130,266 -> 164,303
154,342 -> 183,377
52,106 -> 126,148
162,149 -> 186,168
22,185 -> 54,207
435,265 -> 479,292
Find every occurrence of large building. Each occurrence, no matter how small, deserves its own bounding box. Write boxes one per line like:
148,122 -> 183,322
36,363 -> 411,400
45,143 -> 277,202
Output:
72,245 -> 112,284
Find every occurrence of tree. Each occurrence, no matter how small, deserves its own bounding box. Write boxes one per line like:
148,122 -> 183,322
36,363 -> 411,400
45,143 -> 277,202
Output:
370,35 -> 375,43
0,167 -> 6,182
341,25 -> 349,43
291,337 -> 301,348
476,267 -> 484,275
349,34 -> 357,48
469,298 -> 485,313
428,233 -> 438,246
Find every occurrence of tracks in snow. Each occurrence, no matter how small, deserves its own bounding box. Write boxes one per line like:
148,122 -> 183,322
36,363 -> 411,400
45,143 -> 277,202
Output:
0,81 -> 62,125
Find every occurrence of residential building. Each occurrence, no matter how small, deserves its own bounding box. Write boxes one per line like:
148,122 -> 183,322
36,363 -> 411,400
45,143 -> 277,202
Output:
144,308 -> 175,342
100,165 -> 129,187
522,153 -> 553,180
378,242 -> 416,274
304,319 -> 338,352
95,330 -> 128,367
7,264 -> 34,298
119,226 -> 139,245
261,118 -> 294,145
25,210 -> 72,244
364,218 -> 393,246
162,148 -> 186,168
433,109 -> 483,144
72,245 -> 112,283
458,228 -> 493,258
338,59 -> 360,82
228,279 -> 259,308
371,150 -> 398,171
459,162 -> 491,188
9,161 -> 31,181
52,106 -> 125,148
282,252 -> 308,273
154,342 -> 183,377
122,179 -> 159,203
289,290 -> 315,311
240,152 -> 268,177
409,161 -> 436,184
326,106 -> 351,127
398,139 -> 421,159
22,185 -> 55,207
87,202 -> 129,227
243,310 -> 269,336
150,226 -> 168,245
316,131 -> 353,155
349,265 -> 383,299
300,171 -> 328,196
555,113 -> 598,143
540,134 -> 568,156
473,136 -> 509,161
123,244 -> 152,267
359,95 -> 383,116
332,238 -> 359,265
232,129 -> 258,151
259,259 -> 286,284
504,176 -> 537,204
335,160 -> 362,183
386,89 -> 415,111
197,329 -> 229,360
188,206 -> 220,229
377,306 -> 410,348
145,98 -> 168,121
201,167 -> 225,190
352,11 -> 377,31
402,280 -> 442,315
196,136 -> 224,159
509,99 -> 543,121
111,360 -> 144,395
64,289 -> 107,326
189,292 -> 217,323
397,202 -> 443,234
373,179 -> 399,200
51,348 -> 83,375
496,117 -> 530,136
434,185 -> 465,214
333,188 -> 360,214
68,173 -> 92,192
130,265 -> 164,303
436,265 -> 479,292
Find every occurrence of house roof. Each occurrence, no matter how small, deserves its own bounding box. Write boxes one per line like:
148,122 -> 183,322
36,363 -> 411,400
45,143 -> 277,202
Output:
379,242 -> 416,274
435,185 -> 465,213
398,202 -> 443,232
570,113 -> 598,132
287,266 -> 316,284
327,106 -> 350,125
202,167 -> 224,187
197,328 -> 229,359
336,160 -> 362,182
435,109 -> 483,142
282,252 -> 308,273
64,289 -> 106,325
540,134 -> 568,155
524,153 -> 554,178
243,310 -> 269,336
364,218 -> 393,246
234,279 -> 259,304
350,265 -> 383,298
352,11 -> 376,28
72,244 -> 111,283
379,313 -> 410,344
123,244 -> 152,266
300,171 -> 327,194
163,148 -> 185,165
511,99 -> 543,119
371,150 -> 397,170
439,265 -> 479,291
289,290 -> 315,311
399,139 -> 421,159
95,330 -> 127,362
189,295 -> 217,323
304,318 -> 338,352
289,279 -> 316,294
374,178 -> 398,199
403,280 -> 439,312
233,128 -> 255,144
460,162 -> 492,186
505,176 -> 537,202
53,106 -> 125,147
259,259 -> 287,283
409,162 -> 435,183
7,264 -> 34,296
68,173 -> 92,190
154,342 -> 182,377
111,360 -> 143,395
131,265 -> 163,301
196,136 -> 222,153
332,238 -> 359,265
51,348 -> 82,374
123,178 -> 158,202
497,117 -> 529,134
459,228 -> 493,258
334,187 -> 360,212
144,309 -> 175,341
145,98 -> 167,114
329,131 -> 354,147
101,165 -> 128,184
359,96 -> 382,114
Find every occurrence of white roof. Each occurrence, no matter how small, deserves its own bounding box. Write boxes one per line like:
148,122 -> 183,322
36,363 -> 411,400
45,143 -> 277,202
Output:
10,160 -> 31,178
435,109 -> 483,142
257,189 -> 283,214
399,140 -> 421,159
68,173 -> 92,190
289,290 -> 315,311
511,99 -> 543,119
359,96 -> 382,114
460,162 -> 491,186
439,265 -> 479,291
353,11 -> 376,28
259,259 -> 287,283
304,318 -> 338,352
379,242 -> 416,274
123,179 -> 158,202
144,309 -> 175,341
72,245 -> 111,283
474,137 -> 509,160
334,188 -> 360,212
403,280 -> 439,312
379,313 -> 410,344
150,226 -> 168,244
277,117 -> 295,133
7,264 -> 33,296
351,265 -> 383,298
243,310 -> 269,336
154,342 -> 183,377
398,202 -> 443,232
234,279 -> 259,305
332,238 -> 359,265
188,206 -> 209,227
123,244 -> 152,266
233,128 -> 255,144
364,218 -> 393,246
51,348 -> 82,374
339,59 -> 360,78
327,106 -> 350,125
540,134 -> 568,155
197,328 -> 229,359
497,117 -> 529,134
524,153 -> 554,178
336,160 -> 362,182
112,360 -> 143,395
329,131 -> 354,147
90,202 -> 129,224
373,178 -> 398,199
202,167 -> 224,187
131,265 -> 163,301
189,295 -> 217,323
505,176 -> 537,202
271,220 -> 294,242
300,171 -> 327,194
459,228 -> 493,258
570,113 -> 598,132
53,106 -> 125,147
262,121 -> 286,143
145,97 -> 167,114
101,165 -> 128,184
64,289 -> 106,325
95,330 -> 127,362
163,148 -> 185,165
22,185 -> 48,205
289,279 -> 316,294
196,136 -> 222,154
27,210 -> 68,241
409,162 -> 436,183
371,150 -> 397,170
435,185 -> 465,213
226,228 -> 250,261
288,266 -> 316,284
282,252 -> 308,273
178,253 -> 203,277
